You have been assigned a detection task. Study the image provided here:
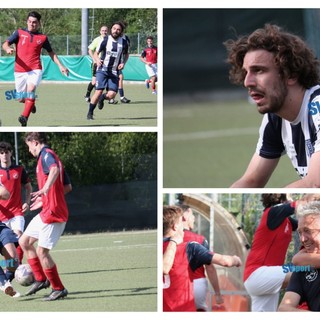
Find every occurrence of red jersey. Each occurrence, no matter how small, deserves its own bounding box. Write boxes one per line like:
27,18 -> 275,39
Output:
141,45 -> 157,64
163,240 -> 195,312
243,202 -> 296,282
0,165 -> 30,220
183,230 -> 207,280
6,29 -> 52,72
37,147 -> 68,224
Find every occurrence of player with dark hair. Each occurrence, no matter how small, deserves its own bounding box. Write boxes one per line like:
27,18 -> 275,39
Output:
2,11 -> 69,127
243,194 -> 301,311
140,36 -> 158,94
87,21 -> 129,120
19,132 -> 72,301
0,141 -> 32,265
224,24 -> 320,188
0,185 -> 20,298
163,205 -> 241,311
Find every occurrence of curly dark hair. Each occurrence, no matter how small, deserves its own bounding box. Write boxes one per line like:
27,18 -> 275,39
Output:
224,24 -> 320,89
261,194 -> 287,208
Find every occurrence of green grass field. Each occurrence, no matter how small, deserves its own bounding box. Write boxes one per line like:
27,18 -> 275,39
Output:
3,230 -> 157,312
164,99 -> 298,188
0,82 -> 157,127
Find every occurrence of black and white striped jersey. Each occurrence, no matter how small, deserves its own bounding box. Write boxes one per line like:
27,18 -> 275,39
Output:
97,35 -> 129,76
256,85 -> 320,178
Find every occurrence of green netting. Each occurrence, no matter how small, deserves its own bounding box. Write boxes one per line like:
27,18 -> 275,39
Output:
0,55 -> 148,82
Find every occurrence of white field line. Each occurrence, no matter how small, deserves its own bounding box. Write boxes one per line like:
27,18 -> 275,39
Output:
164,127 -> 258,142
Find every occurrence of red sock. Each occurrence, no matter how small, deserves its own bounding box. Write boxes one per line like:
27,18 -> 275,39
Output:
16,246 -> 24,264
22,98 -> 35,118
28,257 -> 46,282
44,264 -> 64,291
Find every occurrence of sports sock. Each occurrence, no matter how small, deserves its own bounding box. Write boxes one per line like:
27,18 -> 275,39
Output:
5,269 -> 15,282
28,257 -> 46,282
22,98 -> 35,118
16,246 -> 24,264
119,88 -> 124,98
44,264 -> 64,291
86,82 -> 94,96
98,93 -> 106,102
88,103 -> 96,114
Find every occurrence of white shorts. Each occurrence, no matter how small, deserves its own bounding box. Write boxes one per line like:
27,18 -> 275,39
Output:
3,216 -> 25,233
194,277 -> 209,311
23,214 -> 66,250
244,266 -> 286,311
145,63 -> 157,78
14,69 -> 43,94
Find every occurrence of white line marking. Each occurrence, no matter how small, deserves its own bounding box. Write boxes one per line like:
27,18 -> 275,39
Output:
164,127 -> 258,142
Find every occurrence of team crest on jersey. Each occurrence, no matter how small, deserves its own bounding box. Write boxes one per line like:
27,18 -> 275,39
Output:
37,39 -> 42,45
13,172 -> 19,180
305,269 -> 318,282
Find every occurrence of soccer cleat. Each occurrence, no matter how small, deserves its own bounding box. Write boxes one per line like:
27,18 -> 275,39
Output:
43,288 -> 68,301
25,279 -> 50,296
87,113 -> 94,120
152,90 -> 157,95
108,99 -> 118,105
18,115 -> 28,127
145,79 -> 150,89
84,96 -> 91,103
120,97 -> 131,103
31,105 -> 37,113
1,281 -> 21,298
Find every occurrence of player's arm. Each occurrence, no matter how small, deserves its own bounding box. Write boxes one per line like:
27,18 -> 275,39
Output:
278,292 -> 308,311
2,40 -> 14,55
0,184 -> 10,200
285,151 -> 320,187
22,182 -> 32,212
204,264 -> 223,304
211,253 -> 242,267
48,50 -> 69,76
230,152 -> 280,187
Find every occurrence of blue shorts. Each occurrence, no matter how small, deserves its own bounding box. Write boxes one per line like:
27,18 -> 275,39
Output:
95,70 -> 119,92
0,225 -> 18,255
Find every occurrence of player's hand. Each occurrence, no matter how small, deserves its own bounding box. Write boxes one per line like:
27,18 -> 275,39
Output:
118,63 -> 125,70
61,67 -> 69,77
22,202 -> 29,213
30,196 -> 43,211
215,294 -> 224,304
6,48 -> 14,55
232,255 -> 242,267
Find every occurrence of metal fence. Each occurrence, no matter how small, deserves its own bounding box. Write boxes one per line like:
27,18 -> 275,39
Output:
0,33 -> 157,56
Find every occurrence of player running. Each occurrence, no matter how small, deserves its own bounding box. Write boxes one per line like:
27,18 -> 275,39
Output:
2,11 -> 69,127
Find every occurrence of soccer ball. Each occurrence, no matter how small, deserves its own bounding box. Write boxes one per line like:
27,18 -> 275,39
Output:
15,264 -> 35,287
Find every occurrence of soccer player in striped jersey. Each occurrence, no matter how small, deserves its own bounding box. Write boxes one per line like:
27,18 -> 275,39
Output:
225,24 -> 320,188
87,22 -> 129,120
84,25 -> 108,103
2,11 -> 69,127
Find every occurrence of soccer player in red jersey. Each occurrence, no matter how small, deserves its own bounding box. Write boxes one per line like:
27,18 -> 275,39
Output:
180,204 -> 223,311
19,132 -> 72,301
163,205 -> 241,312
0,141 -> 32,265
2,11 -> 69,127
140,36 -> 158,94
243,194 -> 301,311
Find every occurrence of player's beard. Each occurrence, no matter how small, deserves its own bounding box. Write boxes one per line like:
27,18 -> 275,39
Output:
112,32 -> 120,40
256,79 -> 288,115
